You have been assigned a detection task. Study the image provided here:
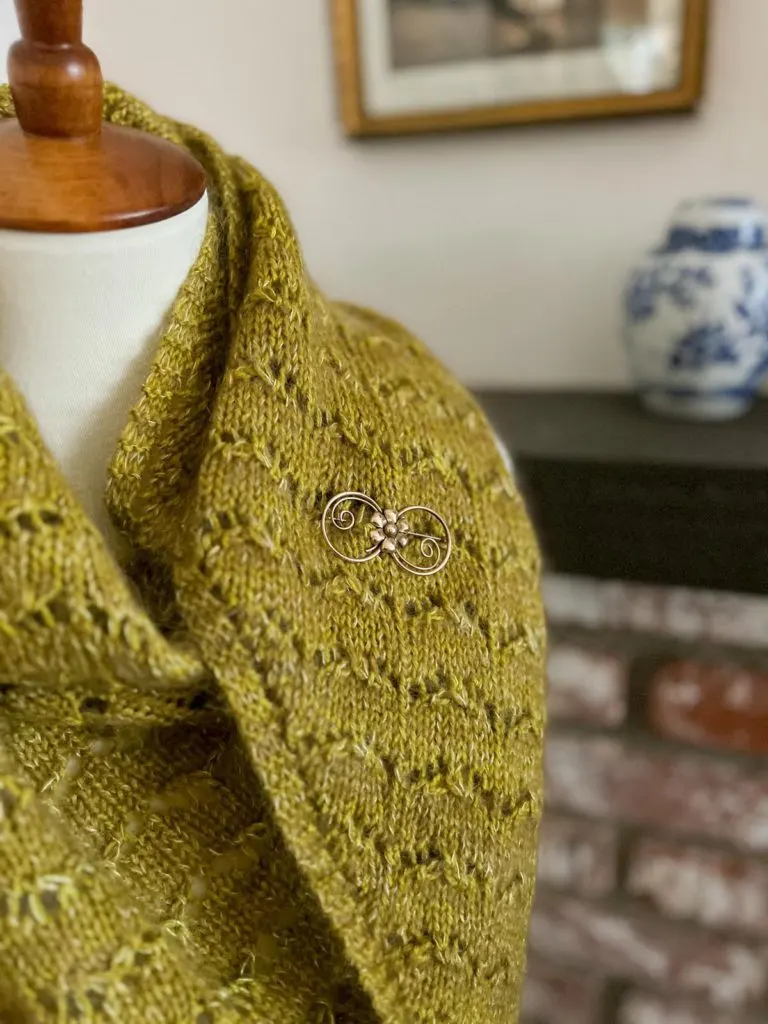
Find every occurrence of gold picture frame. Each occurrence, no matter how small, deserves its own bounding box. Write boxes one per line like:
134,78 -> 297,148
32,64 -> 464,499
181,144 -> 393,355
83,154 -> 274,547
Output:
332,0 -> 708,137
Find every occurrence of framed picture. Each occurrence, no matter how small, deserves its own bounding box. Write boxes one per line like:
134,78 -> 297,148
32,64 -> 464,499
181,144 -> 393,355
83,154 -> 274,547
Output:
332,0 -> 708,136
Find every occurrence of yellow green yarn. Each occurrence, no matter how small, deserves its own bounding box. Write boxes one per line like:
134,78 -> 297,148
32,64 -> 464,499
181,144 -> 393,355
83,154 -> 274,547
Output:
0,85 -> 545,1023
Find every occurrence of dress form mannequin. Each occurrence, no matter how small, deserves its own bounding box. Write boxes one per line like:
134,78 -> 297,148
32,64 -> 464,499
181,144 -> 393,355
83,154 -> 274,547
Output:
0,0 -> 207,554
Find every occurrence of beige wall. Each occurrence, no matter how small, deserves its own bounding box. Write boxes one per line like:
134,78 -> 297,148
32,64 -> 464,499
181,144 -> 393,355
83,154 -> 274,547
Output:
0,0 -> 763,387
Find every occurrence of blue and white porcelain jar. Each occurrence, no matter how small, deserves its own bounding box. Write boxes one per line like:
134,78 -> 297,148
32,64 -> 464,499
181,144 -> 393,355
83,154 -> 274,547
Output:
624,198 -> 768,420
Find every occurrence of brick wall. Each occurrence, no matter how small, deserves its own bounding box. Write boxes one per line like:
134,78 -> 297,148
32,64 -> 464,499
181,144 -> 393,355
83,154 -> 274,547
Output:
523,575 -> 768,1024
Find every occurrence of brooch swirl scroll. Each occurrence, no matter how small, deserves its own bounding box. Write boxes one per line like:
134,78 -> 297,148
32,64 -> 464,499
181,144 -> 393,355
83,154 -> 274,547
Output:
322,492 -> 452,577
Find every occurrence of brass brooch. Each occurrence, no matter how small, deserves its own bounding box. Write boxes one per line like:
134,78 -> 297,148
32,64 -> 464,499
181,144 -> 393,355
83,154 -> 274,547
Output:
322,491 -> 452,577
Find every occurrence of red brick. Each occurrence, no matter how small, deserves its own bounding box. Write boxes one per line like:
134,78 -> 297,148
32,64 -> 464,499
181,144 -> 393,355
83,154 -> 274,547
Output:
530,893 -> 767,1010
521,957 -> 603,1024
543,575 -> 768,648
536,814 -> 617,897
544,734 -> 768,852
620,991 -> 751,1024
547,644 -> 626,726
648,661 -> 768,756
627,838 -> 768,939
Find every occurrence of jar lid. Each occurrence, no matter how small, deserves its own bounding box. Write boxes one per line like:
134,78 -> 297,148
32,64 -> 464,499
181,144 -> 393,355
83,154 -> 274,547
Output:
660,198 -> 767,254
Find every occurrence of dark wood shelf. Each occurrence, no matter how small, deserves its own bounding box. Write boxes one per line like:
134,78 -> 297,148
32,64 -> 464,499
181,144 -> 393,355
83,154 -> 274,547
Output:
474,390 -> 768,595
475,389 -> 768,470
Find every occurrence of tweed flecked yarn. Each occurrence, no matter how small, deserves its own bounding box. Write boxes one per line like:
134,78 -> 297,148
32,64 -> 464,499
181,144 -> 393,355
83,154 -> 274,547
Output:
0,85 -> 545,1024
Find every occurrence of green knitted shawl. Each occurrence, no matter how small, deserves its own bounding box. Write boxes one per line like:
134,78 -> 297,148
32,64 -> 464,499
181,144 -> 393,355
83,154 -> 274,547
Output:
0,86 -> 545,1024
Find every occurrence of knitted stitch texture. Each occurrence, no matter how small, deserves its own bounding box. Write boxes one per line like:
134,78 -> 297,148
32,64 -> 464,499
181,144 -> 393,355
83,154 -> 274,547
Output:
0,86 -> 545,1024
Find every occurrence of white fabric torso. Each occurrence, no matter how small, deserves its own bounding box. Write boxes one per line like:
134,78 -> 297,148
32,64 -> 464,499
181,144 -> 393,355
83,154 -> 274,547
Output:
0,194 -> 208,550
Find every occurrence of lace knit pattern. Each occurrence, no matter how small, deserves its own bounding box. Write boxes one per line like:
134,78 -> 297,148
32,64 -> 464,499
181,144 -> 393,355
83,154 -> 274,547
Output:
0,86 -> 545,1024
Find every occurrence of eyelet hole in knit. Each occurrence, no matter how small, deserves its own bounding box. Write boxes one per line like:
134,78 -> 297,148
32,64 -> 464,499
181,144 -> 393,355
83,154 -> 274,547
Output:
86,604 -> 110,633
186,691 -> 211,711
40,509 -> 63,526
40,889 -> 60,915
80,696 -> 109,715
16,512 -> 36,532
0,787 -> 16,818
214,510 -> 235,531
48,599 -> 71,625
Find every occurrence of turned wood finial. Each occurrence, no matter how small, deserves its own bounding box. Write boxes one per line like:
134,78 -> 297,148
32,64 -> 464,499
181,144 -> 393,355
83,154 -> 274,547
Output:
0,0 -> 207,233
9,0 -> 103,138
